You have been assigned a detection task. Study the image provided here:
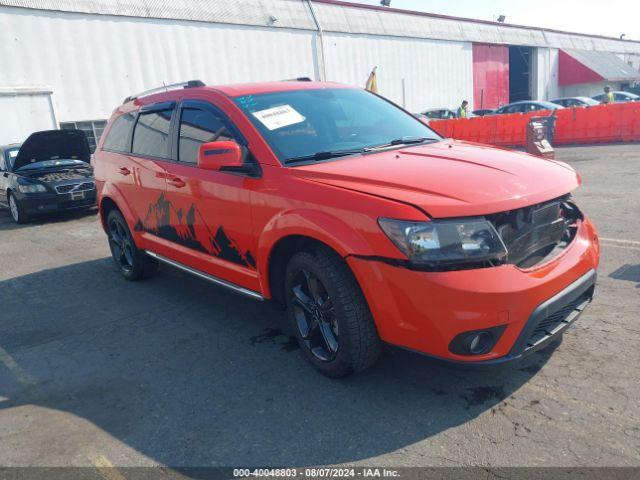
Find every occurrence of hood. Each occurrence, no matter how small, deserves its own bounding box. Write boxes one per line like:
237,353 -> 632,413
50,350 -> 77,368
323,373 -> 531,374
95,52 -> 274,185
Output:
292,140 -> 579,218
14,129 -> 90,171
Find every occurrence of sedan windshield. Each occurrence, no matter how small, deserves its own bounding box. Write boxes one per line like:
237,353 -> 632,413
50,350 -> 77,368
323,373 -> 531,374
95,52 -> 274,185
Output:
5,148 -> 19,170
234,88 -> 441,164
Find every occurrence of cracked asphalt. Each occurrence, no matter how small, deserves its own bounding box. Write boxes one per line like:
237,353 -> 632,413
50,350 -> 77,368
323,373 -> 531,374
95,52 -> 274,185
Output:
0,144 -> 638,469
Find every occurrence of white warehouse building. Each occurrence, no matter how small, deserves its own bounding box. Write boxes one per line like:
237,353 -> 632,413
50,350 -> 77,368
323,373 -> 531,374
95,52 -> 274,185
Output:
1,0 -> 640,147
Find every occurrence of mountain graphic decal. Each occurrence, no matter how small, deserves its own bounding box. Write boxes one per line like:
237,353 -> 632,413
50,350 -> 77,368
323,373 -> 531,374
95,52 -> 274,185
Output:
134,193 -> 256,269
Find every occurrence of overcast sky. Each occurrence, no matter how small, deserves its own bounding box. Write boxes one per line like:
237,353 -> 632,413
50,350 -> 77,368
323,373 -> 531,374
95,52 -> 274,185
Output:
349,0 -> 639,40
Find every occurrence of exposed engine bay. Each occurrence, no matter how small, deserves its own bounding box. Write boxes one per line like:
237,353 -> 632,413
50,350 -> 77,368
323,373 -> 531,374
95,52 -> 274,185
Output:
487,195 -> 582,269
27,167 -> 93,183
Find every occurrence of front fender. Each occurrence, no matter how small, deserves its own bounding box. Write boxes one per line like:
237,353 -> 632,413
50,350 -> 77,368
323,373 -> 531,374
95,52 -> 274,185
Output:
257,209 -> 376,298
98,182 -> 137,234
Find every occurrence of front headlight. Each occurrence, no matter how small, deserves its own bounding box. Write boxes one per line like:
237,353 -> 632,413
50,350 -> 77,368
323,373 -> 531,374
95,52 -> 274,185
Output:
378,217 -> 507,266
17,183 -> 47,193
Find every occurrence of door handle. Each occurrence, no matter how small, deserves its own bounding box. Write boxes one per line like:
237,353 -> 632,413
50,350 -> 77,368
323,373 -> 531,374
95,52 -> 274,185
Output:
167,177 -> 186,188
119,167 -> 131,176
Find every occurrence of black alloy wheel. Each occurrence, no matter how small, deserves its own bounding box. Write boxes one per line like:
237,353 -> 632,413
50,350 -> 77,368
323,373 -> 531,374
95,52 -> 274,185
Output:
108,213 -> 135,274
285,247 -> 381,377
106,209 -> 158,281
291,268 -> 340,362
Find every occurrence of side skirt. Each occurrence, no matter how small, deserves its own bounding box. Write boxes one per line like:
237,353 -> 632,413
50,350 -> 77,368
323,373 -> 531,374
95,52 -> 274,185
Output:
145,250 -> 264,301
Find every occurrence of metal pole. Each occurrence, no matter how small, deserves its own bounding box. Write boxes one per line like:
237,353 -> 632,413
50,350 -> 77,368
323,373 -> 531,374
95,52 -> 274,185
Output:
306,0 -> 327,81
402,78 -> 406,108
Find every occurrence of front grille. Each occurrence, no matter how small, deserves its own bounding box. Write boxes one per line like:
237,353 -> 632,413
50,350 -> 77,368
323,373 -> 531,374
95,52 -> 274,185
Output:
488,196 -> 582,269
525,290 -> 593,350
55,182 -> 95,194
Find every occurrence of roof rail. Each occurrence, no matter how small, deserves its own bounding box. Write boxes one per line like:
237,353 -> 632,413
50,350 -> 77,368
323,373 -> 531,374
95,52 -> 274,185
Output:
123,79 -> 205,103
282,77 -> 313,82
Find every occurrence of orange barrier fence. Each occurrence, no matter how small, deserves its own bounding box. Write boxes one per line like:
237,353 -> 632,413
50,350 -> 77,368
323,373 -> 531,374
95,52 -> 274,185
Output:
428,102 -> 640,147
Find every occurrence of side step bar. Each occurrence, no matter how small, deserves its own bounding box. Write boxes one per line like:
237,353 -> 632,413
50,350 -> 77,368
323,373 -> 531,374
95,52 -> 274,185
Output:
145,251 -> 264,301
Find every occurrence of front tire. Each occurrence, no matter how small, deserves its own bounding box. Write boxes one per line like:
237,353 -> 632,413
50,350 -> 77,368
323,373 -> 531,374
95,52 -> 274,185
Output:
8,192 -> 28,224
285,246 -> 381,378
106,209 -> 158,281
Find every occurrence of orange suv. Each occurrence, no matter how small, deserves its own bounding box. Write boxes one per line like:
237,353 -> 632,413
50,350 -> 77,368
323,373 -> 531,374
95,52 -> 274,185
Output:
94,80 -> 599,377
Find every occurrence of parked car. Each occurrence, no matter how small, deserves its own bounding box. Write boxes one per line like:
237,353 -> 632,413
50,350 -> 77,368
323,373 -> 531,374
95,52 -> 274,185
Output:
472,109 -> 495,116
592,91 -> 639,103
94,80 -> 599,377
421,108 -> 458,120
0,130 -> 96,223
413,113 -> 430,124
494,101 -> 565,115
550,97 -> 599,108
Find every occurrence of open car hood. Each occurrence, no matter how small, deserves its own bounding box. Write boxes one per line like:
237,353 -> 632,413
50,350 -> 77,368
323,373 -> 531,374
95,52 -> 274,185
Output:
292,140 -> 580,218
14,129 -> 90,171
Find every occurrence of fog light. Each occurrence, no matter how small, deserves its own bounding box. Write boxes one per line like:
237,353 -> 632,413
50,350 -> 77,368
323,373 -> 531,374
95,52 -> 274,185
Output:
469,332 -> 493,354
449,325 -> 507,356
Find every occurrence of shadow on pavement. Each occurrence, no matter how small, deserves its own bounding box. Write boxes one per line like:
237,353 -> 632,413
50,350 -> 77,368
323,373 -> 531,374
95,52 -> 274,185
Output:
0,207 -> 98,231
0,258 -> 557,467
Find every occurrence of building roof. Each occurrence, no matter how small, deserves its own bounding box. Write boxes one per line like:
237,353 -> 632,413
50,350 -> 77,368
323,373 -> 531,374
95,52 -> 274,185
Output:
1,0 -> 640,54
559,49 -> 640,85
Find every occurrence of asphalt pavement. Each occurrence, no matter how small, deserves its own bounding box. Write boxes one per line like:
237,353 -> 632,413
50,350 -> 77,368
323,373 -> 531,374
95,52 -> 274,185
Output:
0,143 -> 638,470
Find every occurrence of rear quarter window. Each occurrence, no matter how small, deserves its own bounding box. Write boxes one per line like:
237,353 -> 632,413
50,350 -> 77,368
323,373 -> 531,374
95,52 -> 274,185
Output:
102,113 -> 135,152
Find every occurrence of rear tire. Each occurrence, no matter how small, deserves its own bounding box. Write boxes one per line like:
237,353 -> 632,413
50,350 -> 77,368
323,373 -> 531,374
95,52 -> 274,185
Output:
106,209 -> 158,281
8,192 -> 28,224
285,246 -> 381,378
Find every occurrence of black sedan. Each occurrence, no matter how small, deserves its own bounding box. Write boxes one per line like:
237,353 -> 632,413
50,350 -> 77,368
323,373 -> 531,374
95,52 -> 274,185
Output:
493,100 -> 565,115
0,130 -> 96,223
592,91 -> 639,103
551,97 -> 599,108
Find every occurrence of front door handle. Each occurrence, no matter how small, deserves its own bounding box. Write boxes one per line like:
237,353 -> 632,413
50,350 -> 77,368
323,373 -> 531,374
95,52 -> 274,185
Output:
167,177 -> 186,188
119,167 -> 131,176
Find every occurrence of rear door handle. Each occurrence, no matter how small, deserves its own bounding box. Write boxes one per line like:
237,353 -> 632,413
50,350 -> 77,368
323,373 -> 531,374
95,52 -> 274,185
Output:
167,177 -> 186,188
119,167 -> 131,176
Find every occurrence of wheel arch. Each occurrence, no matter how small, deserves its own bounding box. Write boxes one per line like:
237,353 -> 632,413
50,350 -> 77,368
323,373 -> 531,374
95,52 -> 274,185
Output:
97,184 -> 137,234
258,209 -> 374,303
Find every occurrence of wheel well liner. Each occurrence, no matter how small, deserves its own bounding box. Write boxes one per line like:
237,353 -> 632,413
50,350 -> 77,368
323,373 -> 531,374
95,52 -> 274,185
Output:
99,197 -> 119,231
267,235 -> 334,305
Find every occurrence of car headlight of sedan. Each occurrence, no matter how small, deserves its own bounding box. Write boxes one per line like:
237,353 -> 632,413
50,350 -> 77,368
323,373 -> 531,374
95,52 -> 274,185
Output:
378,217 -> 507,266
17,182 -> 47,193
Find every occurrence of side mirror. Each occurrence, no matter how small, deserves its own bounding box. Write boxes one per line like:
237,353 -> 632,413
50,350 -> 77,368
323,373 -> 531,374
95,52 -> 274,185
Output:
198,141 -> 243,171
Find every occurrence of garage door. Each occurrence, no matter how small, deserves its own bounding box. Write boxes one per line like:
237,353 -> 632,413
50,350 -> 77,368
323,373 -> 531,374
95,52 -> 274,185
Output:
472,44 -> 509,110
0,87 -> 57,145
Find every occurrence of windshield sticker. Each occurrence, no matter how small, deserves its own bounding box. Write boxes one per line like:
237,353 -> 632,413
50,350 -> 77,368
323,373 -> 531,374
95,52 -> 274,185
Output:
252,105 -> 305,131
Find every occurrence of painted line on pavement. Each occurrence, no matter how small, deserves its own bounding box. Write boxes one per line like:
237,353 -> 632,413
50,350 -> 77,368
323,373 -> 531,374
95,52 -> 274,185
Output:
600,237 -> 640,246
0,345 -> 35,386
87,453 -> 128,480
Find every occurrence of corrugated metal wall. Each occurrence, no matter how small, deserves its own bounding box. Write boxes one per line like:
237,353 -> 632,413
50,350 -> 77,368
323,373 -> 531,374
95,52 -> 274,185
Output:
532,48 -> 561,101
472,44 -> 509,110
1,0 -> 639,133
3,0 -> 639,54
0,6 -> 318,122
322,33 -> 473,112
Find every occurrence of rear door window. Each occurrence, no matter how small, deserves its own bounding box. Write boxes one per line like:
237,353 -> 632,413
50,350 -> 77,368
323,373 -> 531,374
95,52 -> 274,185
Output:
178,108 -> 237,164
102,113 -> 135,152
132,108 -> 174,158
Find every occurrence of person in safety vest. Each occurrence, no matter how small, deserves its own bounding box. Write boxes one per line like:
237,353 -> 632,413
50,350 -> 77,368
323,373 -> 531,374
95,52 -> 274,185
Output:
602,86 -> 615,104
457,100 -> 469,118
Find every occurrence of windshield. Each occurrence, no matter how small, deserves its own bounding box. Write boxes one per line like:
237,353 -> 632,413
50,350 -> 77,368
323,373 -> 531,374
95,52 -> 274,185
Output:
16,159 -> 88,171
5,148 -> 19,170
539,101 -> 564,109
234,88 -> 441,164
578,97 -> 600,106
